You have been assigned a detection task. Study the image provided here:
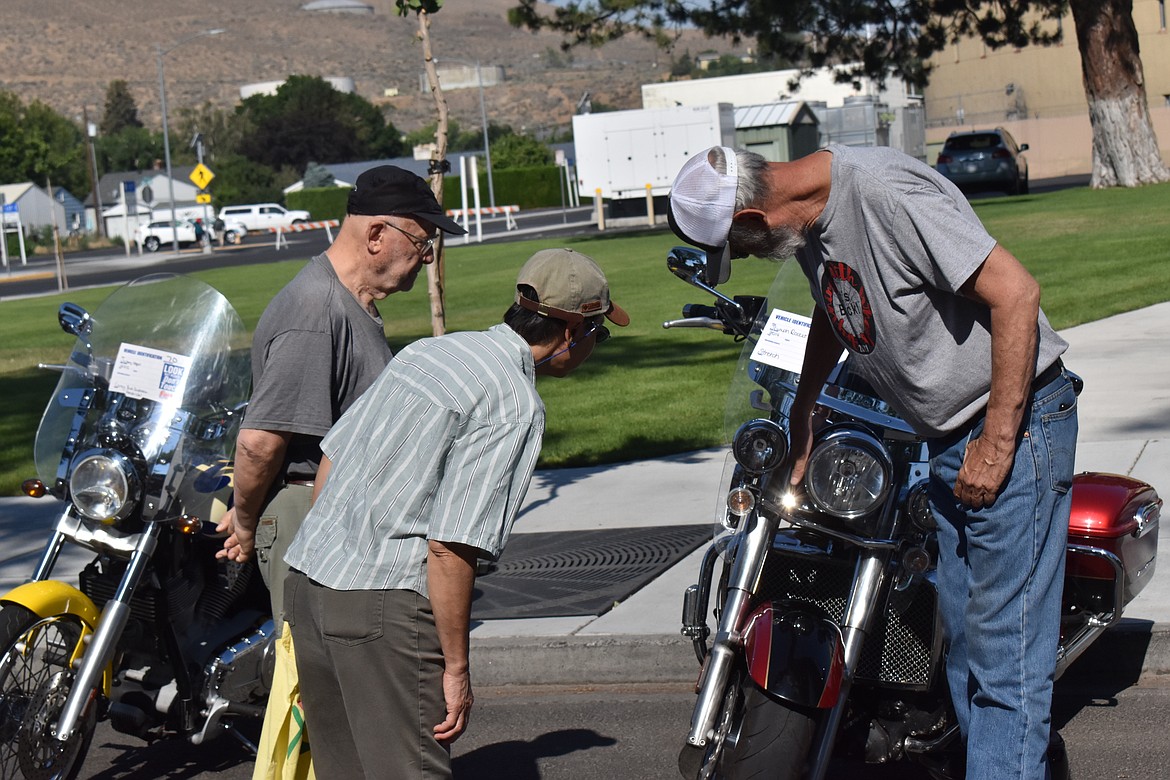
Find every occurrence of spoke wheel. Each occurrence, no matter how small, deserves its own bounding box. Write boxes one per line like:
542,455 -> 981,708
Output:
0,605 -> 94,780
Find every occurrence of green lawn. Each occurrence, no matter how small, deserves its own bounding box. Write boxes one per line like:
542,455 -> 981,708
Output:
2,181 -> 1169,494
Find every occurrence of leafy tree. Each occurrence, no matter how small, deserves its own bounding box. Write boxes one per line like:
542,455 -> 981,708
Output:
209,154 -> 282,209
99,80 -> 143,136
175,101 -> 245,164
489,134 -> 553,169
234,75 -> 405,171
510,0 -> 1168,188
0,91 -> 88,195
95,126 -> 166,173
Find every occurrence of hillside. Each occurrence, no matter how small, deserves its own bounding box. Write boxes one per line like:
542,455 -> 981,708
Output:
0,0 -> 740,139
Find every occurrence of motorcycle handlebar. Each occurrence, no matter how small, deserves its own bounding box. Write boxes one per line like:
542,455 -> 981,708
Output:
662,317 -> 726,330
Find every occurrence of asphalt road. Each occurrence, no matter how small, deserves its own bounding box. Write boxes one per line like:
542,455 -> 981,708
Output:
0,206 -> 599,300
71,671 -> 1170,779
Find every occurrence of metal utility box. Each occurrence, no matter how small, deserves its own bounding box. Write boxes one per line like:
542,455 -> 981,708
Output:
572,104 -> 736,200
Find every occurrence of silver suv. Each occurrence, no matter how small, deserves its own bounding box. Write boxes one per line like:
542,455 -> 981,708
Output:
935,128 -> 1029,196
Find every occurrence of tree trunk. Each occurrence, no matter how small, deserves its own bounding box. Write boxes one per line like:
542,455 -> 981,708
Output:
1069,0 -> 1169,188
417,8 -> 449,336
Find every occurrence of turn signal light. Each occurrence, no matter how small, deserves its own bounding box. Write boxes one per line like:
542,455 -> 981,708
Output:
21,479 -> 47,498
173,514 -> 202,535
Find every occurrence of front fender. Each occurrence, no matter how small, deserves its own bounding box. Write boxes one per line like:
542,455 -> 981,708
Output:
2,580 -> 101,627
2,580 -> 111,696
742,604 -> 845,709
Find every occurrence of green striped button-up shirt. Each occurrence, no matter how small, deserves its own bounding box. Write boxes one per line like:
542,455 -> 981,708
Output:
284,324 -> 545,597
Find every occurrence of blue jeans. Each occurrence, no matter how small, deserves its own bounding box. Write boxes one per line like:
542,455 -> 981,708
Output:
928,372 -> 1078,780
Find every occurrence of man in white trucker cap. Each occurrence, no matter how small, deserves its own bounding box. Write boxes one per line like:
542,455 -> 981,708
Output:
668,144 -> 1078,780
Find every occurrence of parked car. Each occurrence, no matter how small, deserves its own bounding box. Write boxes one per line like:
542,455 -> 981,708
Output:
134,220 -> 200,252
217,203 -> 311,233
935,127 -> 1030,196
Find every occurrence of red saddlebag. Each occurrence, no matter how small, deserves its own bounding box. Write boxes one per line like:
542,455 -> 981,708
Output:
1067,473 -> 1161,606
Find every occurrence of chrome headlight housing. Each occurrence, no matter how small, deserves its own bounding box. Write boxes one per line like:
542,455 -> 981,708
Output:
69,449 -> 140,524
804,428 -> 892,519
732,419 -> 789,475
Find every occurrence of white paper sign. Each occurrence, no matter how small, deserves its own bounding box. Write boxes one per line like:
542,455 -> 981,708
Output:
109,342 -> 193,402
749,309 -> 812,373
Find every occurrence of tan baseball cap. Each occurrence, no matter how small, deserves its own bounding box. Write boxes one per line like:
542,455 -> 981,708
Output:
515,248 -> 630,327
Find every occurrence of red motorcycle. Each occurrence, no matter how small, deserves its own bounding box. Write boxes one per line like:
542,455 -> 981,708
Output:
664,247 -> 1161,779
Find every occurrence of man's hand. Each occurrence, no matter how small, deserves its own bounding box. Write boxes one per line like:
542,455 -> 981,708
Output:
787,411 -> 815,487
433,668 -> 473,744
215,507 -> 256,563
954,434 -> 1015,509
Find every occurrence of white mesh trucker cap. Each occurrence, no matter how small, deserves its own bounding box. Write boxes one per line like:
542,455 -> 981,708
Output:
667,146 -> 739,251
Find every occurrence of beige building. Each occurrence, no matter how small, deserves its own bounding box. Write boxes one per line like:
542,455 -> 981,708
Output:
923,0 -> 1170,177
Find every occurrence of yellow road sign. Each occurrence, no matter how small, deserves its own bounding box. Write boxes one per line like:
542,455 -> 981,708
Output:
189,163 -> 215,189
196,193 -> 212,204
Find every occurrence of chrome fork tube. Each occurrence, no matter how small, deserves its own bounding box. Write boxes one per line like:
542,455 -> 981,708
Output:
54,522 -> 161,742
685,509 -> 779,749
807,550 -> 892,780
30,506 -> 73,581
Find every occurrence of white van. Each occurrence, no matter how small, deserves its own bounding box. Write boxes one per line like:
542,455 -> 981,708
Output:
217,203 -> 311,233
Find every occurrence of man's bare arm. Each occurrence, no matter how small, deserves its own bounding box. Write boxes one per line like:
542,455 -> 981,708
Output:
216,428 -> 291,562
426,539 -> 478,745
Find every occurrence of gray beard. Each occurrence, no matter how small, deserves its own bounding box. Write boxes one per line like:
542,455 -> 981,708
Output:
732,224 -> 807,262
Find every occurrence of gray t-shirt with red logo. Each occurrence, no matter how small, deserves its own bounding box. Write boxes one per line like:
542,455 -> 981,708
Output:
794,144 -> 1067,438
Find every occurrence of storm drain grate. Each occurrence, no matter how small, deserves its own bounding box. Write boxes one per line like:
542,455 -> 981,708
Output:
471,525 -> 711,620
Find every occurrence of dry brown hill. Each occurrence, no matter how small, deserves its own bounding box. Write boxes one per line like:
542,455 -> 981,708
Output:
0,0 -> 739,139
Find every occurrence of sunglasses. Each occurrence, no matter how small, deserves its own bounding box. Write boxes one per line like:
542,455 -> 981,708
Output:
381,221 -> 436,257
580,320 -> 610,345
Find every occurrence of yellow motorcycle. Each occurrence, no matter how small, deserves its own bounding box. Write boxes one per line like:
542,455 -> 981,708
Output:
0,274 -> 272,779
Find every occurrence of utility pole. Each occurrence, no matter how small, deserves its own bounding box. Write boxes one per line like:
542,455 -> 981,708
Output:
83,107 -> 105,238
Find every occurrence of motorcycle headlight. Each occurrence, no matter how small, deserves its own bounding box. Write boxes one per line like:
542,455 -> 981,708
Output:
804,428 -> 892,519
732,419 -> 788,475
69,450 -> 139,524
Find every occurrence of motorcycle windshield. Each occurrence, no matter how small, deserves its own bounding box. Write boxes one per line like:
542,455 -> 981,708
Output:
723,260 -> 820,442
34,274 -> 251,485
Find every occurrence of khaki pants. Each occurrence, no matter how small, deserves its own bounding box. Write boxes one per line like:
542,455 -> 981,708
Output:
255,482 -> 314,633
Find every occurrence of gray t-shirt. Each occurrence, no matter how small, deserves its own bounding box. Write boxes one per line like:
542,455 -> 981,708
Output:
795,144 -> 1067,438
243,254 -> 393,479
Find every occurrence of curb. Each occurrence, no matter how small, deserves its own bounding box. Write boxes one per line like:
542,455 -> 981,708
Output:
472,635 -> 700,687
470,622 -> 1170,688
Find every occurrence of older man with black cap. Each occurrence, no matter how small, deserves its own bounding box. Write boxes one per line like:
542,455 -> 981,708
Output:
282,247 -> 626,778
668,145 -> 1078,780
218,164 -> 465,598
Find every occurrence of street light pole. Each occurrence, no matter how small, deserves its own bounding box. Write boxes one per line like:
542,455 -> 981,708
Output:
438,58 -> 495,208
474,62 -> 496,209
156,29 -> 223,254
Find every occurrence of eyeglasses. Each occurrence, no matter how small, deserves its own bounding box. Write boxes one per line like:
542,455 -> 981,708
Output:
580,320 -> 610,345
381,221 -> 436,257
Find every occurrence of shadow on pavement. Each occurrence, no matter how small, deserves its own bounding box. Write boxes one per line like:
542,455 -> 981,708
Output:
452,728 -> 617,780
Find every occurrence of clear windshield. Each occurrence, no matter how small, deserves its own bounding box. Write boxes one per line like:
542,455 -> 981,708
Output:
34,274 -> 251,485
722,259 -> 909,442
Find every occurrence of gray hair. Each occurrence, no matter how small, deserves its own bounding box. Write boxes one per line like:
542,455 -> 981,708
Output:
705,146 -> 770,211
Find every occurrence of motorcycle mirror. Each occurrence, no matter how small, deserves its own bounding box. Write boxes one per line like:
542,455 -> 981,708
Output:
58,303 -> 93,338
666,246 -> 744,317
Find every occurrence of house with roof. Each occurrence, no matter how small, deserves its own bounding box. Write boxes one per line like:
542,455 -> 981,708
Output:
0,182 -> 66,236
83,166 -> 202,234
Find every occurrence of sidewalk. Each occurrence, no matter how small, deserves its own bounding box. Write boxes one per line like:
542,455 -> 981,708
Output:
1,303 -> 1168,686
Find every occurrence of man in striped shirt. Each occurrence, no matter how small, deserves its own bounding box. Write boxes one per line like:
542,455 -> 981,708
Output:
282,248 -> 628,779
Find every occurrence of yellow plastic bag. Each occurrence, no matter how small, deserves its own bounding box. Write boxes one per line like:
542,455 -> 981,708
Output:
253,623 -> 315,780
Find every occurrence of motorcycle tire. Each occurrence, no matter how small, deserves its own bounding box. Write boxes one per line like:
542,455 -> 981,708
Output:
718,679 -> 816,780
0,603 -> 96,780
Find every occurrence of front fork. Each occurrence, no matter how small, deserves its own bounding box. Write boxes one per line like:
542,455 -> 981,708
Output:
685,509 -> 893,780
53,521 -> 161,742
685,507 -> 778,750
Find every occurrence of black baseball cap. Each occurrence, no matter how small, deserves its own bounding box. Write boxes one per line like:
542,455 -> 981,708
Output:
347,165 -> 466,235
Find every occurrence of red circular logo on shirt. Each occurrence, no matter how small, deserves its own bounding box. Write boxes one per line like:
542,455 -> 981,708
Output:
821,261 -> 876,354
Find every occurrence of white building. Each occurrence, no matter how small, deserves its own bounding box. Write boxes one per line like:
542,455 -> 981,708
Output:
0,182 -> 66,236
642,66 -> 920,111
